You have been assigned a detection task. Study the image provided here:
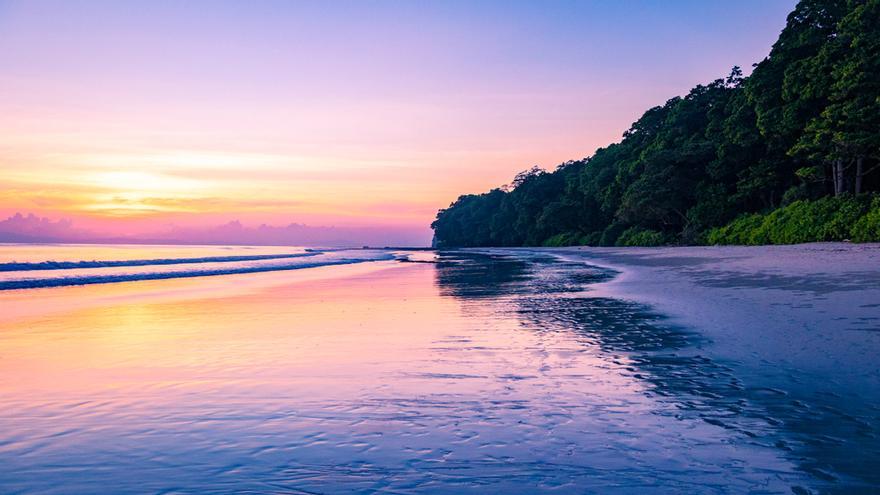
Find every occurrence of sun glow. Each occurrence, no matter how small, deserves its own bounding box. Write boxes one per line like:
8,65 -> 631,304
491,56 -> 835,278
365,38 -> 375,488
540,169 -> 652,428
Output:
83,171 -> 205,216
90,171 -> 198,192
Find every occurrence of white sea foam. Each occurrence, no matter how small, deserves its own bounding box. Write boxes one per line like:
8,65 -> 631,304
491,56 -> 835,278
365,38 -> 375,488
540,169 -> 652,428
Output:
0,245 -> 395,290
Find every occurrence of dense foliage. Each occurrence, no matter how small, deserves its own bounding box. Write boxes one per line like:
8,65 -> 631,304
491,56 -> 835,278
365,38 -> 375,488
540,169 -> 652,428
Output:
706,195 -> 880,244
432,0 -> 880,247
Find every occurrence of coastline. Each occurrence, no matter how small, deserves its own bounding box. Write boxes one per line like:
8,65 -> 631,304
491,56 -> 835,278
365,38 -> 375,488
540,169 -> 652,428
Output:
7,253 -> 816,493
459,243 -> 880,489
551,243 -> 880,386
1,243 -> 878,491
532,242 -> 880,488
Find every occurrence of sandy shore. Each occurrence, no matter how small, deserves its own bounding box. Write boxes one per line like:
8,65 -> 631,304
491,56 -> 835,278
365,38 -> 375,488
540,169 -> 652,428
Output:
522,242 -> 880,490
550,243 -> 880,389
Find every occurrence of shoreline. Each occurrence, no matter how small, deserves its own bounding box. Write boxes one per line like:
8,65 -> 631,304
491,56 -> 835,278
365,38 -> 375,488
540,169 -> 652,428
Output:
463,244 -> 880,489
551,243 -> 880,383
1,244 -> 878,491
537,243 -> 880,488
454,242 -> 880,393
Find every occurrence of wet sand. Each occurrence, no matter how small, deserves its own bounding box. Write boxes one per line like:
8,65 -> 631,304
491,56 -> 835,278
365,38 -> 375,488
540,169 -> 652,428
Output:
0,245 -> 877,493
560,243 -> 880,377
555,243 -> 880,491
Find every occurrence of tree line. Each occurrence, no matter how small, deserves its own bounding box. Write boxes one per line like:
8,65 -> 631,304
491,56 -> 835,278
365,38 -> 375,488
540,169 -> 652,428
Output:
432,0 -> 880,247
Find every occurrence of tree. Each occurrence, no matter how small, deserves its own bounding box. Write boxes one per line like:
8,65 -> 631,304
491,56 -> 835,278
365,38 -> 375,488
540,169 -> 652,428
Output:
808,0 -> 880,193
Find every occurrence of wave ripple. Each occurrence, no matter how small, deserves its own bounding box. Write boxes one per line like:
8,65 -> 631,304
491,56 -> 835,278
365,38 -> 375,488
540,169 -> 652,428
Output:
0,247 -> 395,290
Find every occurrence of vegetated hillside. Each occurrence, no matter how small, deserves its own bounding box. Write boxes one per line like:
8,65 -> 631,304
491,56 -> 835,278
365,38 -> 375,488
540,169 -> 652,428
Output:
432,0 -> 880,247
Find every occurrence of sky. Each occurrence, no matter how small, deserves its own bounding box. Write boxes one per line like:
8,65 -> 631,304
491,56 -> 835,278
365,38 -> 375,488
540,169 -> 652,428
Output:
0,0 -> 797,245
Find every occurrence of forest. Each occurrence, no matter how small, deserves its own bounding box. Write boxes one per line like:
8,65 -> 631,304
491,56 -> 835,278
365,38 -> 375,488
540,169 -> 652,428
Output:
432,0 -> 880,247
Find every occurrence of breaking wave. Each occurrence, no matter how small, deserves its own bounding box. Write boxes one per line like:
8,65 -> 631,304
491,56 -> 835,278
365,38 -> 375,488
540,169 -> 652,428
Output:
0,252 -> 321,272
0,249 -> 395,290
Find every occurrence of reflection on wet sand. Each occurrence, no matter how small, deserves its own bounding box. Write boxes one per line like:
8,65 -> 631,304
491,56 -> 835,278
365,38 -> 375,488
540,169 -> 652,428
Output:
436,250 -> 879,493
0,251 -> 875,493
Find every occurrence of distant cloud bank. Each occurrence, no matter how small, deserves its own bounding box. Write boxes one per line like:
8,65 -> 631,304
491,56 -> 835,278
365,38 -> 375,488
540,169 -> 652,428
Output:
0,213 -> 428,247
0,213 -> 90,243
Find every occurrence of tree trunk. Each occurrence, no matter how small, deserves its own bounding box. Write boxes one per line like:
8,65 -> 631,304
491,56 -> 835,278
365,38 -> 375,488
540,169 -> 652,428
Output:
835,158 -> 845,196
831,158 -> 841,196
855,156 -> 864,194
831,161 -> 838,195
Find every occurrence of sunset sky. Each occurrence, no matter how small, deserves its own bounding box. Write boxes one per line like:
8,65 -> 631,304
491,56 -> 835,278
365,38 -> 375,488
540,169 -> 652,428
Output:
0,0 -> 796,244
